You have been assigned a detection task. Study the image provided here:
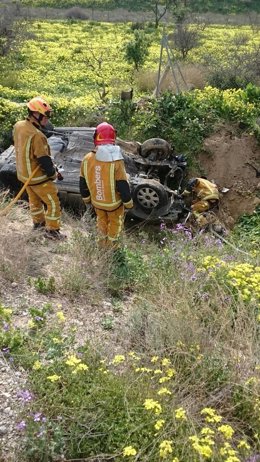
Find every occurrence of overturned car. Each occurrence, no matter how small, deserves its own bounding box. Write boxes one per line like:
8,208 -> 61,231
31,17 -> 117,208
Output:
0,127 -> 187,222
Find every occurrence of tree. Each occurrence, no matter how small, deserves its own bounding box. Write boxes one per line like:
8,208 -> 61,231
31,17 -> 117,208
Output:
125,0 -> 170,28
172,22 -> 202,59
124,31 -> 150,71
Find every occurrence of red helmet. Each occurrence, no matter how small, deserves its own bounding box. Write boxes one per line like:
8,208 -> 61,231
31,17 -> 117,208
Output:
94,122 -> 116,146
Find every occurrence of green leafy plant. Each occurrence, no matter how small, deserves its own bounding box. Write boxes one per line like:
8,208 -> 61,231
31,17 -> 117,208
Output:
32,276 -> 56,294
123,30 -> 150,70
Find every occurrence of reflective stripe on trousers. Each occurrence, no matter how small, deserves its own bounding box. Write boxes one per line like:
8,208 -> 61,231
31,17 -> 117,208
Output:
26,181 -> 61,230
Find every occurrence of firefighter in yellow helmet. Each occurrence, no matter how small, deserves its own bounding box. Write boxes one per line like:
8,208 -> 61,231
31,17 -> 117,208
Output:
79,122 -> 133,247
182,177 -> 220,226
13,96 -> 65,240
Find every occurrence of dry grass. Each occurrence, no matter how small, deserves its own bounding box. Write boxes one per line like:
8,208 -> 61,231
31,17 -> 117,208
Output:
136,63 -> 208,94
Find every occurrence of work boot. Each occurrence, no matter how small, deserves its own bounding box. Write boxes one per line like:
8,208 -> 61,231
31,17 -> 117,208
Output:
45,229 -> 67,241
33,222 -> 45,230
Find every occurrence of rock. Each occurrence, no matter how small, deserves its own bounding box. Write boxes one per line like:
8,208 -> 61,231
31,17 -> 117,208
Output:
0,425 -> 8,436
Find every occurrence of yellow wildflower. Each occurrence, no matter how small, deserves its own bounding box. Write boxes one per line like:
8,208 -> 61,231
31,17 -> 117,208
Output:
220,442 -> 238,457
112,354 -> 125,365
65,355 -> 81,367
162,358 -> 171,367
201,427 -> 215,436
32,360 -> 42,371
72,363 -> 89,374
128,352 -> 140,361
157,387 -> 172,396
98,367 -> 108,374
143,398 -> 162,414
159,376 -> 171,383
189,436 -> 213,459
56,311 -> 66,322
159,440 -> 173,458
237,439 -> 250,450
154,419 -> 165,431
139,367 -> 152,373
47,374 -> 60,382
123,446 -> 137,456
2,308 -> 12,317
201,407 -> 222,423
218,424 -> 234,440
166,368 -> 176,378
224,456 -> 240,462
175,407 -> 187,420
28,319 -> 36,329
52,337 -> 63,344
154,369 -> 163,374
151,356 -> 159,363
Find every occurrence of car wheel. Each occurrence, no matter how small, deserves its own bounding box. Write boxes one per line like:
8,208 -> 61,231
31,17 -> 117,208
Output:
141,138 -> 171,161
132,180 -> 171,218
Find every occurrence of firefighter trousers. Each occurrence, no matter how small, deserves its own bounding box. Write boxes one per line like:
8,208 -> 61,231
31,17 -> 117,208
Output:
192,199 -> 218,214
26,181 -> 61,230
95,205 -> 125,247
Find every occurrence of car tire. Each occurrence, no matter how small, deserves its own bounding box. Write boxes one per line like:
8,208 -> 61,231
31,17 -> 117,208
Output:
131,179 -> 171,219
141,138 -> 171,161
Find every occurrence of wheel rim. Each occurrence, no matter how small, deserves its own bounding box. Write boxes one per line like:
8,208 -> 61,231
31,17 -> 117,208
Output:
136,187 -> 160,209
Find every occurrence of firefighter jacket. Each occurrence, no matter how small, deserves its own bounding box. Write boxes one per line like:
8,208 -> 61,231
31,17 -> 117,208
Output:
79,145 -> 133,211
13,117 -> 56,185
194,178 -> 219,201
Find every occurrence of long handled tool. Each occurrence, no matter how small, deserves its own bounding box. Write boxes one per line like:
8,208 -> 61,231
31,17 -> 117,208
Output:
0,166 -> 40,217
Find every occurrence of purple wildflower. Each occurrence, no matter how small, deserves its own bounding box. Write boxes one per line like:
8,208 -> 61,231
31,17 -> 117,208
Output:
33,412 -> 42,422
190,274 -> 197,282
35,316 -> 44,322
160,222 -> 166,231
16,420 -> 26,431
17,390 -> 33,402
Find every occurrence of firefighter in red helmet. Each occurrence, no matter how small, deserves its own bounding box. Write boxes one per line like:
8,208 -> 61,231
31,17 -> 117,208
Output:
79,122 -> 133,247
13,96 -> 65,239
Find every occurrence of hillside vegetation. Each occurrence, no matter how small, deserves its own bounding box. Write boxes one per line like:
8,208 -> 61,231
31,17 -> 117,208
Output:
0,198 -> 259,461
0,20 -> 260,155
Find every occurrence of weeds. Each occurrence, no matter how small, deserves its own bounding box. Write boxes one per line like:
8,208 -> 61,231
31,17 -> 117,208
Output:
0,210 -> 259,461
31,276 -> 56,294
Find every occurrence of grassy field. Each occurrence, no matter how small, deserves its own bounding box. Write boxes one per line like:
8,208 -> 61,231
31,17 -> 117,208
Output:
0,21 -> 259,106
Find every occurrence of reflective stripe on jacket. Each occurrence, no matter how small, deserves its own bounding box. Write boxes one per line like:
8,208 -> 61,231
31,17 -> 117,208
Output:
80,151 -> 129,211
13,118 -> 55,185
194,178 -> 219,201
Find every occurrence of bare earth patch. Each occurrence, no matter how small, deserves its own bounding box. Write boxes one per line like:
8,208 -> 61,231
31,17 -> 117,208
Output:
199,127 -> 260,228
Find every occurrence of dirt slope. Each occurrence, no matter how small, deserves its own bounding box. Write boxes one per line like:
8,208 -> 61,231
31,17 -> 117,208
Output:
199,127 -> 260,227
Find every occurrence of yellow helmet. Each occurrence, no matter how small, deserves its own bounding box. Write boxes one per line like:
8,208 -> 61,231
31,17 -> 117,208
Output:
27,96 -> 52,117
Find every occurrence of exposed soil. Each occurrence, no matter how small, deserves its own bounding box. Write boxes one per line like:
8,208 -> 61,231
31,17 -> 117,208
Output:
198,126 -> 260,228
